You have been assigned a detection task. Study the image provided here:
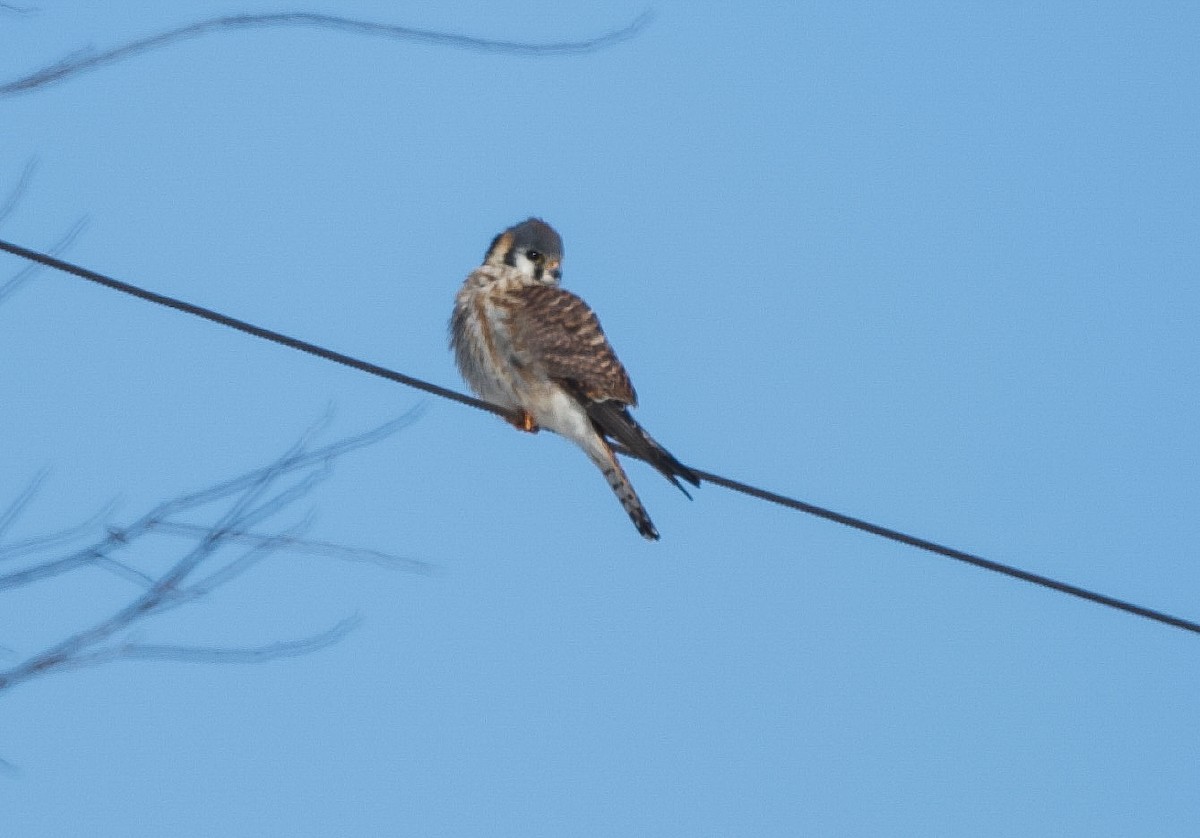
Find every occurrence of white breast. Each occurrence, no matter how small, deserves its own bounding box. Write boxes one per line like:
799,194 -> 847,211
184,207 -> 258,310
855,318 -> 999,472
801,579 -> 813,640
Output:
452,272 -> 599,452
451,273 -> 526,411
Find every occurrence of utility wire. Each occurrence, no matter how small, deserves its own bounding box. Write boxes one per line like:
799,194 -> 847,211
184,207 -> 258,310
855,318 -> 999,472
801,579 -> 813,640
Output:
2,236 -> 1198,638
0,239 -> 509,419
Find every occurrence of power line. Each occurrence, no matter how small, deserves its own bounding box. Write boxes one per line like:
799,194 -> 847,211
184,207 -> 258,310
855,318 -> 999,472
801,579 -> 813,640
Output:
0,238 -> 508,418
2,236 -> 1198,638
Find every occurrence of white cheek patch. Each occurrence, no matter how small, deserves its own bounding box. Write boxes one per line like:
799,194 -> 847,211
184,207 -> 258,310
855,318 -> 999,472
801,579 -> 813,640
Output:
511,253 -> 558,285
512,253 -> 538,278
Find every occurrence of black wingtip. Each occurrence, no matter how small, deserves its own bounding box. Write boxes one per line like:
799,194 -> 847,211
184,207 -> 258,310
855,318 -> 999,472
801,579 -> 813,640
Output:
665,474 -> 694,501
584,399 -> 701,500
658,454 -> 701,499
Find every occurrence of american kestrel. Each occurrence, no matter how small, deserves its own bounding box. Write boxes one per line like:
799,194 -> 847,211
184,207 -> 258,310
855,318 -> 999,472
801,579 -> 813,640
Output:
450,218 -> 699,540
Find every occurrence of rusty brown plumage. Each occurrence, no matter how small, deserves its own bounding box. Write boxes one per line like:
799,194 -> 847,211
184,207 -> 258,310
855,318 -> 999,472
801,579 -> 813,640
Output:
506,284 -> 636,405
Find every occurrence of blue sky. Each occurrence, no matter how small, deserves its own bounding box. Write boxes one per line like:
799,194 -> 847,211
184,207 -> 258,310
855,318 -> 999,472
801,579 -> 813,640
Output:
2,1 -> 1199,834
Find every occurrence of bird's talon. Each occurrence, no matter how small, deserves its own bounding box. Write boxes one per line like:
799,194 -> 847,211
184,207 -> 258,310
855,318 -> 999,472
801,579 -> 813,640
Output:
511,409 -> 539,433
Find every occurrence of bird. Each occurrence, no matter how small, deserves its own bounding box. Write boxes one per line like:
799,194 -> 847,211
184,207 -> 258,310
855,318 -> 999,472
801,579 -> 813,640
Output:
450,217 -> 699,540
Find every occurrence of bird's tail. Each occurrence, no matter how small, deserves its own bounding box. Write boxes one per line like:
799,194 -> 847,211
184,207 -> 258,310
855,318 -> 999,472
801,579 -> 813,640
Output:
586,401 -> 700,498
585,438 -> 659,540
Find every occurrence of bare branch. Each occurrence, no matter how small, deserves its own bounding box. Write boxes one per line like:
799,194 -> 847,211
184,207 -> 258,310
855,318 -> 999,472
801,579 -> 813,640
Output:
0,498 -> 116,564
170,527 -> 297,605
0,413 -> 422,696
0,469 -> 47,542
150,521 -> 432,574
0,10 -> 655,97
145,409 -> 421,519
63,616 -> 361,669
0,159 -> 37,229
0,218 -> 87,306
0,548 -> 114,592
0,411 -> 421,597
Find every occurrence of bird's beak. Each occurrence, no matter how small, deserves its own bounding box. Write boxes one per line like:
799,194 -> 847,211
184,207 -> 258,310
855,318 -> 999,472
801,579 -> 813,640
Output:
547,259 -> 562,282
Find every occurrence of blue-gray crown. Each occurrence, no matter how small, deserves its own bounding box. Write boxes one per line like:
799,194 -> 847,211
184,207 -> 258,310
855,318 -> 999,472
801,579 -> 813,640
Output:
505,218 -> 562,261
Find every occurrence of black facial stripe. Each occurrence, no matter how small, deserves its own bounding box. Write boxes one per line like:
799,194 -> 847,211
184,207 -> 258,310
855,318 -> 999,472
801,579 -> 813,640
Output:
502,246 -> 516,267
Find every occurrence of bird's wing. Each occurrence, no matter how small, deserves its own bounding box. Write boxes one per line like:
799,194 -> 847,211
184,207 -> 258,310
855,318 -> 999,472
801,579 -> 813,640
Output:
510,285 -> 699,496
509,285 -> 637,405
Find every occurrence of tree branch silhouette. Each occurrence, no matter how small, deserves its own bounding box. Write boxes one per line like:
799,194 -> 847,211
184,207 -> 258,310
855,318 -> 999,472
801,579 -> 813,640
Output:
58,617 -> 362,669
0,160 -> 37,228
0,161 -> 88,306
0,413 -> 428,696
0,218 -> 86,306
0,9 -> 654,96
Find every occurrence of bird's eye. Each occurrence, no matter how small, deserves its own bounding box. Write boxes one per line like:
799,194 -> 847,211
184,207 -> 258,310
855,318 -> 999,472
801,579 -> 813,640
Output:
526,250 -> 542,263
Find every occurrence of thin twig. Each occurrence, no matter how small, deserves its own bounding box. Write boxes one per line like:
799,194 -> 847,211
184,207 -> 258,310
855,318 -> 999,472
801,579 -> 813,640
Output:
63,617 -> 361,669
150,521 -> 431,574
0,417 -> 416,694
0,11 -> 654,96
0,498 -> 117,564
0,159 -> 37,227
0,218 -> 87,306
0,470 -> 48,542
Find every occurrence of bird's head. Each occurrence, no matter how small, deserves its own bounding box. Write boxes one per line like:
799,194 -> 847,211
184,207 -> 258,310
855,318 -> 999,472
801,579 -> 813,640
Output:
485,217 -> 563,284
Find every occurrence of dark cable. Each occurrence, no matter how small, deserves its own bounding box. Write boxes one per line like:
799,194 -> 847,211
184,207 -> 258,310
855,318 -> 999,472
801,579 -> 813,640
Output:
0,238 -> 515,420
2,236 -> 1198,637
688,466 -> 1200,634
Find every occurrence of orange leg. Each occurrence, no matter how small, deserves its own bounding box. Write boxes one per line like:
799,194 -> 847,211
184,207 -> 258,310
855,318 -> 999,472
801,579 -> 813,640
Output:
508,408 -> 539,434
